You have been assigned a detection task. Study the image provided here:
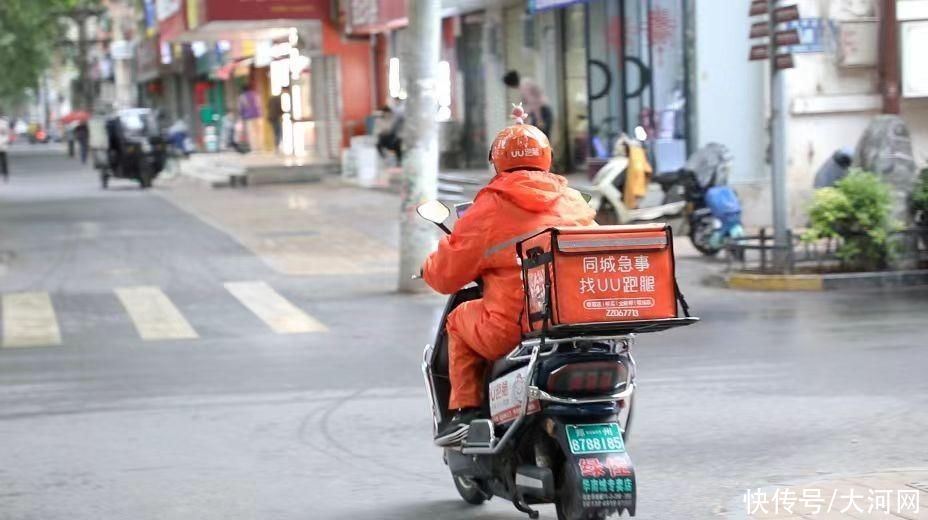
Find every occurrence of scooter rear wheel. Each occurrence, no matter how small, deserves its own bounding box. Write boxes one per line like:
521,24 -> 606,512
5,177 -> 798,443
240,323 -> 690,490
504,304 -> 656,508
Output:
595,201 -> 620,226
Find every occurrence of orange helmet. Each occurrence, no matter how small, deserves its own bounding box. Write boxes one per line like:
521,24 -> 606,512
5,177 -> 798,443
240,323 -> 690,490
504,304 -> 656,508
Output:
489,106 -> 552,173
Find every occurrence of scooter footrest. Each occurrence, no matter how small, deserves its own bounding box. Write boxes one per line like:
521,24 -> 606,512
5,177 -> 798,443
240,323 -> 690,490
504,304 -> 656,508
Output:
463,419 -> 495,448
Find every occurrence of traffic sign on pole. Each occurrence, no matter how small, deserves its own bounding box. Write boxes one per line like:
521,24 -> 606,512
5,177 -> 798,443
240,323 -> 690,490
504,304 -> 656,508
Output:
750,21 -> 770,39
774,29 -> 801,47
749,45 -> 769,61
773,5 -> 800,23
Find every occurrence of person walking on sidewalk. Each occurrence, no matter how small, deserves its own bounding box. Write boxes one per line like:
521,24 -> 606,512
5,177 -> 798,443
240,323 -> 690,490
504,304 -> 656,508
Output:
238,82 -> 263,153
74,121 -> 90,164
267,94 -> 283,151
0,112 -> 10,182
376,104 -> 404,165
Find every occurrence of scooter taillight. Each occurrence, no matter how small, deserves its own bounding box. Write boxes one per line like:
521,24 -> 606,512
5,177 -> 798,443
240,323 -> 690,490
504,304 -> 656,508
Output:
545,360 -> 628,396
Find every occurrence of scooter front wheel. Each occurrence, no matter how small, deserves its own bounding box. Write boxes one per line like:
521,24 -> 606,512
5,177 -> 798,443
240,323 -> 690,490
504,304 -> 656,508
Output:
453,474 -> 490,505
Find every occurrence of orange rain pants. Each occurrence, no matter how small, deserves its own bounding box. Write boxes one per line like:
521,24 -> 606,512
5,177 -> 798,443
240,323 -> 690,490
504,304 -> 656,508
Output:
422,170 -> 596,410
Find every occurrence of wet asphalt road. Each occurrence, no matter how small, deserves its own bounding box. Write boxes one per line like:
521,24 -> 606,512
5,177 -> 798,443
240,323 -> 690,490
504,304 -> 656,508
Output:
0,147 -> 926,520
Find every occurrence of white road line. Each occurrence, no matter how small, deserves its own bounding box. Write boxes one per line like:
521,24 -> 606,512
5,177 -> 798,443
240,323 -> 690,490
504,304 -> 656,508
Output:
224,281 -> 327,334
115,286 -> 198,341
1,292 -> 62,348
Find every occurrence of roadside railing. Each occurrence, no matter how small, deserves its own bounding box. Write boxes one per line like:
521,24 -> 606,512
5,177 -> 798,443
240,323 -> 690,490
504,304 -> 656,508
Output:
727,227 -> 928,274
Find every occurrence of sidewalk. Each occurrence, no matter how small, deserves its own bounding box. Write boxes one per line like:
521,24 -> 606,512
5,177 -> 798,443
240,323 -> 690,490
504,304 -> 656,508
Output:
175,151 -> 338,187
156,172 -> 704,279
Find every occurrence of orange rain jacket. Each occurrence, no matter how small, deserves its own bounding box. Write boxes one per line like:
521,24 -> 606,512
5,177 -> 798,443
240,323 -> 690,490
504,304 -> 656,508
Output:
423,170 -> 596,409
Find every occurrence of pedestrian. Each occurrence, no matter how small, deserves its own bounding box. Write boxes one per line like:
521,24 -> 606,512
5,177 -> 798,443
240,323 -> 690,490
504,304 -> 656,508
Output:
503,70 -> 554,138
267,93 -> 283,150
74,120 -> 89,164
375,104 -> 404,165
237,82 -> 263,153
0,112 -> 9,182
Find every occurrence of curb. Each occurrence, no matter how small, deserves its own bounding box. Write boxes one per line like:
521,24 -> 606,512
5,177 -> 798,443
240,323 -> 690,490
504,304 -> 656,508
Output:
723,269 -> 928,291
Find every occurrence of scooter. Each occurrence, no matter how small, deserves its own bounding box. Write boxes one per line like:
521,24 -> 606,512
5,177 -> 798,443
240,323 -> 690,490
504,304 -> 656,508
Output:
654,143 -> 744,256
586,137 -> 686,225
416,200 -> 697,519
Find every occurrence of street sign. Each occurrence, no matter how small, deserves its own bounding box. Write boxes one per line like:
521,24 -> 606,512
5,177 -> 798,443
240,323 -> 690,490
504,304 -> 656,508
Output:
750,45 -> 770,61
774,54 -> 795,69
774,5 -> 800,24
750,21 -> 770,39
749,0 -> 767,16
774,29 -> 801,46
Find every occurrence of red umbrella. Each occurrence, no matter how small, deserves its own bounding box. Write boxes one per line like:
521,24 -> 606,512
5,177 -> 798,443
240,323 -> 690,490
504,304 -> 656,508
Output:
60,111 -> 91,124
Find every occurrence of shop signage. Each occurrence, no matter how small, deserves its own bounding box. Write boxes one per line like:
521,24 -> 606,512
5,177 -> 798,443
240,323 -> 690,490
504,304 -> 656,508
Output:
110,40 -> 134,60
528,0 -> 590,14
901,20 -> 928,98
136,37 -> 161,82
785,18 -> 831,54
203,0 -> 327,21
156,0 -> 181,21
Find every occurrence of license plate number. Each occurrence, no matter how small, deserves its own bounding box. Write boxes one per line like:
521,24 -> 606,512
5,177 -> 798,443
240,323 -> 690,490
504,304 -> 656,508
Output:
566,423 -> 625,454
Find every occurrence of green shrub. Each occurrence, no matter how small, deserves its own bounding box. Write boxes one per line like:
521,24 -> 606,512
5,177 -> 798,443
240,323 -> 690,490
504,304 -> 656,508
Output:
804,169 -> 894,271
912,168 -> 928,219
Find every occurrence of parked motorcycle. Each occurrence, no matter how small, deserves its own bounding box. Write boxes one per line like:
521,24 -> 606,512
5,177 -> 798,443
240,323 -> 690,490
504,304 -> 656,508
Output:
655,143 -> 744,256
416,200 -> 698,520
586,136 -> 686,226
166,119 -> 195,158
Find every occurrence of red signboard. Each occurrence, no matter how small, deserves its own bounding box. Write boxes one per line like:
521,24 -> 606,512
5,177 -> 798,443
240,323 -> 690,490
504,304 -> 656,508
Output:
159,9 -> 187,41
749,44 -> 769,61
774,53 -> 795,69
774,29 -> 801,47
774,5 -> 800,23
204,0 -> 327,21
749,0 -> 767,16
750,21 -> 769,38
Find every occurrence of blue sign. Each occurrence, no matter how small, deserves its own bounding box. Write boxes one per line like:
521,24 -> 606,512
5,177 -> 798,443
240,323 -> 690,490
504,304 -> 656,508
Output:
528,0 -> 590,13
785,18 -> 837,54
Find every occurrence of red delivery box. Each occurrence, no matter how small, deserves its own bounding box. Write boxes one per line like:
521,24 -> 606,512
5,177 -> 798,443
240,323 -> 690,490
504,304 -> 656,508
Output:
518,224 -> 680,332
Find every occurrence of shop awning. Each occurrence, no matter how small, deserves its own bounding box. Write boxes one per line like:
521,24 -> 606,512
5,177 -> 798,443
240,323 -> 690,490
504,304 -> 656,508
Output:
170,19 -> 321,43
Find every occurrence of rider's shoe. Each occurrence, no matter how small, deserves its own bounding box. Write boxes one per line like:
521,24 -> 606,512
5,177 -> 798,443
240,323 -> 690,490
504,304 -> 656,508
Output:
434,408 -> 482,446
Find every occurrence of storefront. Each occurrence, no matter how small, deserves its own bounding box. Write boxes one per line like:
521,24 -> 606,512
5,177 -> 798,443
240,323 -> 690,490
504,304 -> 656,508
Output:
166,0 -> 368,160
513,0 -> 691,174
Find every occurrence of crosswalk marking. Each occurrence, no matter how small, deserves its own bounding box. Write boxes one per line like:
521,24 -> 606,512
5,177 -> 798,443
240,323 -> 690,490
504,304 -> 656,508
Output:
1,292 -> 62,348
114,286 -> 198,341
224,281 -> 327,334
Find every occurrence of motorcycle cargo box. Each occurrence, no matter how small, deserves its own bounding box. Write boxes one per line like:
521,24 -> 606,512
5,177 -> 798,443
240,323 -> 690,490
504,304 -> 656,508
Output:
518,224 -> 694,336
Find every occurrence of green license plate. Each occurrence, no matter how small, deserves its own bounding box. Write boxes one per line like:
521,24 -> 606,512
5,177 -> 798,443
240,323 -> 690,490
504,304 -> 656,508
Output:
566,423 -> 625,455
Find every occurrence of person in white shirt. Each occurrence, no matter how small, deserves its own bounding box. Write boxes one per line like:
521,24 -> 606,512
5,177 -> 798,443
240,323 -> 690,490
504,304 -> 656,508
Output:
0,114 -> 10,182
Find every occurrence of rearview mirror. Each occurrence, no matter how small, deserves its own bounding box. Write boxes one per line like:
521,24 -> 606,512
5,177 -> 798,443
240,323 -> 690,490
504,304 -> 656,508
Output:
416,200 -> 450,225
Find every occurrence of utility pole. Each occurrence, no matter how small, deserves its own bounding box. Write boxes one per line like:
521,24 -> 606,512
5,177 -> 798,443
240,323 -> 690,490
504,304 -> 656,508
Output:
55,7 -> 106,111
880,0 -> 900,115
397,0 -> 441,292
749,1 -> 799,270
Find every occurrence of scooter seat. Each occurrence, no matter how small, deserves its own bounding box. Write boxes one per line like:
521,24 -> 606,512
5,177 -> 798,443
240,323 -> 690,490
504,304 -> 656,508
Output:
490,355 -> 526,380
